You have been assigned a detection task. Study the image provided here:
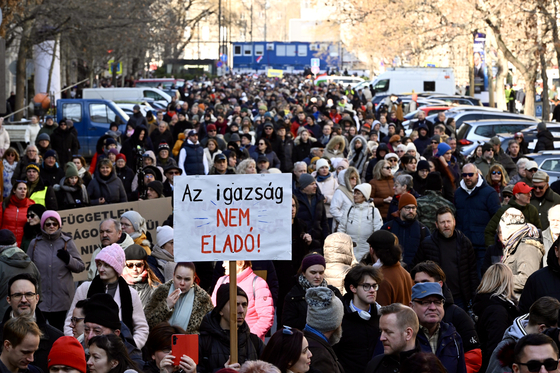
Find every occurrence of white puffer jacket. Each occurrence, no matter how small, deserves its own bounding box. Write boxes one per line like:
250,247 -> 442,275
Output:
330,167 -> 360,230
323,232 -> 357,295
338,201 -> 383,262
312,171 -> 338,218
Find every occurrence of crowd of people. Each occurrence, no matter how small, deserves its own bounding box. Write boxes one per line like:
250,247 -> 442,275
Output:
1,73 -> 560,373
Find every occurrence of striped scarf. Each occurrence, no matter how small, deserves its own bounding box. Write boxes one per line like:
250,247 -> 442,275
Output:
501,223 -> 539,263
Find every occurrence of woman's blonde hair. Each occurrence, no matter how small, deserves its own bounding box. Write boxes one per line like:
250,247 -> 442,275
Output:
372,160 -> 389,180
236,158 -> 256,174
485,164 -> 509,186
476,263 -> 515,300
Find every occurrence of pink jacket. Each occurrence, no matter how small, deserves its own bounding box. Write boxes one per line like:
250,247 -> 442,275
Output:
212,267 -> 274,340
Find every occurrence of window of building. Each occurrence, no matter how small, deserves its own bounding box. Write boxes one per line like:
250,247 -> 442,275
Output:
298,44 -> 307,56
277,45 -> 286,56
234,45 -> 242,56
286,45 -> 296,56
243,45 -> 252,56
255,44 -> 264,56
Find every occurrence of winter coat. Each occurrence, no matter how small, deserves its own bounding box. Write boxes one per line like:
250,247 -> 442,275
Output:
377,262 -> 414,306
454,178 -> 501,250
413,132 -> 431,155
63,278 -> 149,348
0,127 -> 9,155
369,176 -> 394,219
13,155 -> 41,181
25,123 -> 40,145
145,281 -> 213,332
494,148 -> 517,178
413,230 -> 479,307
250,149 -> 281,169
474,157 -> 500,180
535,129 -> 555,151
279,137 -> 295,172
198,313 -> 264,373
128,281 -> 158,310
294,188 -> 329,250
530,188 -> 560,230
54,181 -> 89,210
330,168 -> 358,228
121,126 -> 153,170
502,237 -> 545,295
324,232 -> 357,294
416,321 -> 467,373
292,136 -> 317,163
50,126 -> 80,165
365,143 -> 390,183
486,314 -> 528,373
87,168 -> 128,205
417,190 -> 457,233
127,111 -> 148,129
203,148 -> 222,169
519,248 -> 560,313
212,267 -> 274,340
365,347 -> 420,373
150,128 -> 174,149
147,245 -> 176,283
472,292 -> 519,373
116,165 -> 136,202
382,217 -> 430,269
334,295 -> 381,373
282,283 -> 343,330
0,197 -> 35,247
39,164 -> 65,187
0,245 -> 41,317
348,135 -> 369,174
324,135 -> 346,160
485,199 -> 542,247
304,329 -> 345,373
338,201 -> 383,262
27,229 -> 84,312
313,172 -> 338,219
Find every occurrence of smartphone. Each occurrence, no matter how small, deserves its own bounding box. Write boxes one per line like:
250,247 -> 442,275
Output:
171,334 -> 198,365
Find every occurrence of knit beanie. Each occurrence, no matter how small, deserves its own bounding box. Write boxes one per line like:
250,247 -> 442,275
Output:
37,133 -> 50,142
27,204 -> 47,219
305,287 -> 344,332
95,243 -> 126,275
425,172 -> 443,191
44,149 -> 57,160
116,153 -> 127,163
125,244 -> 148,261
354,183 -> 372,200
83,293 -> 122,331
301,254 -> 326,273
316,159 -> 329,170
65,162 -> 79,178
48,336 -> 87,373
335,159 -> 349,170
499,207 -> 526,241
41,210 -> 62,228
398,192 -> 417,210
26,163 -> 40,173
406,143 -> 417,152
148,180 -> 164,197
417,160 -> 430,172
108,148 -> 119,156
436,142 -> 452,157
121,211 -> 147,234
431,135 -> 441,143
213,284 -> 249,317
0,230 -> 16,245
299,174 -> 315,190
156,226 -> 173,247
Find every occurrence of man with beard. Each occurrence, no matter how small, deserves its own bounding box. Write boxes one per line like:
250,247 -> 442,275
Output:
382,193 -> 430,269
304,287 -> 345,373
413,207 -> 479,311
410,282 -> 467,373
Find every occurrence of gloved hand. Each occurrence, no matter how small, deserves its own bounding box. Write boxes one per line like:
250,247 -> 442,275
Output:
56,249 -> 70,265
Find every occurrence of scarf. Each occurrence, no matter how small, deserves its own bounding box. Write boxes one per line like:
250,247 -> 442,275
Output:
87,276 -> 134,332
168,284 -> 195,331
122,270 -> 148,285
298,274 -> 327,291
3,160 -> 17,174
501,223 -> 540,261
151,245 -> 174,261
316,173 -> 331,182
77,167 -> 87,179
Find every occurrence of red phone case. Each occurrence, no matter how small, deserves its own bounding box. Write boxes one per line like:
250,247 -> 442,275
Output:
172,334 -> 199,365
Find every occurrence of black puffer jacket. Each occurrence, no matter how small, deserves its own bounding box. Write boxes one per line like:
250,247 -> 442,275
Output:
441,285 -> 481,355
282,283 -> 343,330
50,126 -> 80,165
333,295 -> 381,373
535,129 -> 554,151
115,164 -> 136,201
294,188 -> 329,251
412,230 -> 479,307
87,168 -> 127,205
198,313 -> 264,373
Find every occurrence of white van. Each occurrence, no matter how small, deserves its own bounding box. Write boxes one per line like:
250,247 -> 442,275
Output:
370,67 -> 455,97
83,88 -> 172,107
314,75 -> 364,88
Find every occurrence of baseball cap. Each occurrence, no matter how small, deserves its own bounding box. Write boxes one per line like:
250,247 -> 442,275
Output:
214,153 -> 226,162
188,130 -> 198,137
411,282 -> 444,300
513,182 -> 533,195
524,160 -> 538,171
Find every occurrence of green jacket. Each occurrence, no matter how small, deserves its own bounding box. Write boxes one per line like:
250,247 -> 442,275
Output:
417,190 -> 456,233
474,157 -> 499,180
484,199 -> 542,247
530,188 -> 560,230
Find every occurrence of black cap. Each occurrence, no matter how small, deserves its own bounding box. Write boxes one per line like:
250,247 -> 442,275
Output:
212,284 -> 248,317
257,155 -> 269,163
214,153 -> 227,162
0,230 -> 16,245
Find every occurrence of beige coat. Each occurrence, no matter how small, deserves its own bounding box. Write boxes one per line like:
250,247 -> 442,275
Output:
502,238 -> 545,297
323,232 -> 357,295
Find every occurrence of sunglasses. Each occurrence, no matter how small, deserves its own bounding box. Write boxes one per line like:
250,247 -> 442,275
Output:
534,185 -> 546,190
27,213 -> 37,219
166,171 -> 181,175
516,359 -> 559,372
461,173 -> 475,178
383,167 -> 392,170
44,222 -> 59,228
503,194 -> 513,199
126,262 -> 144,269
491,171 -> 502,175
431,141 -> 439,144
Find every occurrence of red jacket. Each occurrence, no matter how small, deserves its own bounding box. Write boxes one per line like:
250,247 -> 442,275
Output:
214,119 -> 228,135
1,196 -> 35,247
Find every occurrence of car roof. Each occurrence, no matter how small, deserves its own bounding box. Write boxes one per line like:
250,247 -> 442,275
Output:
463,119 -> 539,126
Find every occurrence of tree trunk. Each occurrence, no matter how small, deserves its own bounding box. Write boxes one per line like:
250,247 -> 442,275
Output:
541,52 -> 550,120
15,20 -> 34,121
46,35 -> 59,95
495,50 -> 508,111
523,73 -> 537,117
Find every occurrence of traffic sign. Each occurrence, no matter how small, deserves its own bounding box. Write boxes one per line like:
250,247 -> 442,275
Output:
217,61 -> 223,67
220,54 -> 228,62
311,58 -> 320,67
311,66 -> 320,74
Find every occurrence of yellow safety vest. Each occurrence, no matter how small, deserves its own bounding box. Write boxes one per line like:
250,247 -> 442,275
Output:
30,188 -> 47,207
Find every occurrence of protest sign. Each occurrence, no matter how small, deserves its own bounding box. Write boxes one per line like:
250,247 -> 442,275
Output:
58,197 -> 172,281
174,174 -> 292,262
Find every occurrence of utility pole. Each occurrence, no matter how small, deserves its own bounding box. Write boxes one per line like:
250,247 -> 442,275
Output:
218,0 -> 222,60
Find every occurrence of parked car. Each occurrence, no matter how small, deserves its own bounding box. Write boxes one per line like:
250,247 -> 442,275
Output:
427,95 -> 483,106
498,123 -> 560,153
115,102 -> 158,118
523,151 -> 560,183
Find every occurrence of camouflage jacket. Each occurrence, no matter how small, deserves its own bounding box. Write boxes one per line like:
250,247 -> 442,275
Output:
417,190 -> 457,232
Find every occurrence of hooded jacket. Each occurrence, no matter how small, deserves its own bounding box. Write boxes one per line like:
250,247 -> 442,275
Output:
54,179 -> 89,210
324,135 -> 346,160
413,124 -> 432,154
338,201 -> 383,262
485,199 -> 542,247
87,168 -> 127,205
382,216 -> 430,268
330,167 -> 360,228
535,129 -> 554,151
294,187 -> 329,251
519,247 -> 560,314
121,126 -> 154,170
348,135 -> 369,174
485,314 -> 528,373
50,125 -> 80,165
323,232 -> 357,294
292,135 -> 318,163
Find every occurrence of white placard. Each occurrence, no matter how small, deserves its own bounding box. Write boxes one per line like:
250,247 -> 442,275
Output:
173,174 -> 292,262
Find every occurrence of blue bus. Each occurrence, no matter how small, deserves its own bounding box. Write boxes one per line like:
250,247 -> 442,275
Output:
232,41 -> 340,71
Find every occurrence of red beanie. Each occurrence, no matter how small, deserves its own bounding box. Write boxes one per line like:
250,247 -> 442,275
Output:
398,192 -> 417,210
116,153 -> 127,162
48,336 -> 87,373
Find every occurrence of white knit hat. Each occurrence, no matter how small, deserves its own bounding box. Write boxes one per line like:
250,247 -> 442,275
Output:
354,183 -> 372,200
156,226 -> 174,247
316,159 -> 329,170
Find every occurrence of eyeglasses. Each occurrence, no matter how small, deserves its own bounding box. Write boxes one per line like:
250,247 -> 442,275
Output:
44,222 -> 59,227
413,299 -> 445,306
358,283 -> 379,291
516,359 -> 559,372
282,326 -> 293,335
126,262 -> 144,269
9,292 -> 37,300
491,171 -> 502,175
431,141 -> 439,144
70,317 -> 84,325
461,173 -> 475,178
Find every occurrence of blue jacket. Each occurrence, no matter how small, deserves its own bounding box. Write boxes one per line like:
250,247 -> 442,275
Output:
454,179 -> 501,250
416,321 -> 467,373
382,217 -> 430,268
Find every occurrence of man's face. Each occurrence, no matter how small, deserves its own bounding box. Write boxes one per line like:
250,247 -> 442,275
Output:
182,103 -> 188,111
165,169 -> 181,184
438,113 -> 446,122
526,168 -> 537,181
4,333 -> 40,371
294,165 -> 307,179
512,344 -> 560,373
99,221 -> 121,247
302,182 -> 317,195
435,212 -> 455,238
379,314 -> 409,355
462,165 -> 479,189
323,126 -> 331,136
411,296 -> 444,327
221,296 -> 248,327
84,322 -> 115,347
351,275 -> 378,306
215,159 -> 227,172
447,139 -> 457,152
418,111 -> 425,121
188,134 -> 198,143
400,204 -> 417,221
533,182 -> 549,198
7,280 -> 39,317
157,112 -> 164,121
516,192 -> 532,205
45,156 -> 56,167
26,169 -> 39,183
483,149 -> 494,161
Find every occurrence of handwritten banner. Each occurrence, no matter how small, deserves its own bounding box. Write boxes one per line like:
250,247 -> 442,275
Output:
173,174 -> 292,262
